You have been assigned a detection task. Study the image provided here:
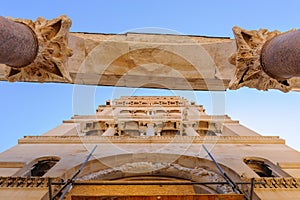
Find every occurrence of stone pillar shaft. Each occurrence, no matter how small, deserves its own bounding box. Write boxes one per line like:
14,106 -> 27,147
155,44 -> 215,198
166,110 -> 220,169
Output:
261,29 -> 300,80
0,16 -> 38,67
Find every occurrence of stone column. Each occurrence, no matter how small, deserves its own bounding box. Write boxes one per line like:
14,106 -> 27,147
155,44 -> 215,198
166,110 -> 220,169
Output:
146,123 -> 155,136
261,29 -> 300,80
185,127 -> 199,136
102,127 -> 115,136
0,16 -> 38,67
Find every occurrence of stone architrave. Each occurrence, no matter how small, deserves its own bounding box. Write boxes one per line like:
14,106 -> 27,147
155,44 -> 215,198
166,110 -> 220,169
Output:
2,16 -> 300,92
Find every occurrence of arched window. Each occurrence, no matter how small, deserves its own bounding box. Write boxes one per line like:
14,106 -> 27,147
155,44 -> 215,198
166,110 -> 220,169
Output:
243,157 -> 289,177
30,157 -> 60,177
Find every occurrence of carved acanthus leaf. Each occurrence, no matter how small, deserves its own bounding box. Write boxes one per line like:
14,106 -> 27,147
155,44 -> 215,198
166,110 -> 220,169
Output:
5,15 -> 73,83
229,26 -> 294,92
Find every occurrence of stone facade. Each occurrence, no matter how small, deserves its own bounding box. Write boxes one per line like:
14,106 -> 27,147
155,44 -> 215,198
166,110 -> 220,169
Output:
1,96 -> 300,199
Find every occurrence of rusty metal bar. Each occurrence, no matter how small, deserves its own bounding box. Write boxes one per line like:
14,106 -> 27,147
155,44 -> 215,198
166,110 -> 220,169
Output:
249,178 -> 255,200
48,178 -> 53,200
51,145 -> 97,200
202,145 -> 243,196
0,16 -> 38,67
261,29 -> 300,80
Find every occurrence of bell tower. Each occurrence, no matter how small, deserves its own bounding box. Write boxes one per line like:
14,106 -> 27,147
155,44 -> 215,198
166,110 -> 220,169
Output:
0,96 -> 300,199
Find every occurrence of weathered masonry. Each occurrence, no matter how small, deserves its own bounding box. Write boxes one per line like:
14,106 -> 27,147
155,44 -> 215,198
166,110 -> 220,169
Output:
1,16 -> 300,92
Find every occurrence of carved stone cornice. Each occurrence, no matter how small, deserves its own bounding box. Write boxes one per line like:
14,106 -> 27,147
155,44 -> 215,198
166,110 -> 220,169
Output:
244,177 -> 300,189
229,26 -> 294,92
18,135 -> 284,144
0,176 -> 61,188
5,15 -> 73,83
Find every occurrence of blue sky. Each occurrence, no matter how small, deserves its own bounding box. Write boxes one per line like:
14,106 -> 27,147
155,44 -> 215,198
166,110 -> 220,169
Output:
1,0 -> 300,152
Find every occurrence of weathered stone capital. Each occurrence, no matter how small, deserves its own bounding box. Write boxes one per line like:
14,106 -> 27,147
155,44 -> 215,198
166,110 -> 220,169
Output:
229,26 -> 295,92
5,15 -> 73,83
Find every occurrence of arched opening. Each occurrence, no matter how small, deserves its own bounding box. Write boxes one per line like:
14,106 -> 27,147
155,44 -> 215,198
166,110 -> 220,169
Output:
63,153 -> 243,198
243,157 -> 290,177
17,156 -> 60,177
30,158 -> 59,177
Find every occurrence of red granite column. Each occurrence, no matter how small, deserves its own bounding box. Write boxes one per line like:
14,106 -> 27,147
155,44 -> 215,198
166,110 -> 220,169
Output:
0,16 -> 38,67
261,29 -> 300,80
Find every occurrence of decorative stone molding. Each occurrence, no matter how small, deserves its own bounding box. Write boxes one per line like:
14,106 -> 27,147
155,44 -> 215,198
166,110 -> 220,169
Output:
0,162 -> 24,168
0,176 -> 61,188
278,163 -> 300,169
229,26 -> 294,92
18,135 -> 285,145
244,177 -> 300,189
79,162 -> 233,194
5,15 -> 73,83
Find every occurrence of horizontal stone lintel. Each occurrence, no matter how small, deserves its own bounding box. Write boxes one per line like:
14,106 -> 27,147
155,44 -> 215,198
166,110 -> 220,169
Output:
2,20 -> 300,92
